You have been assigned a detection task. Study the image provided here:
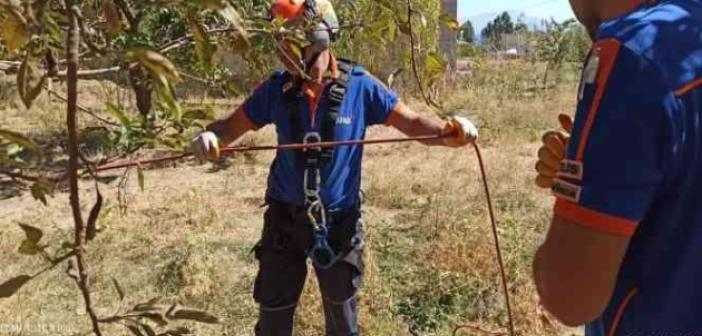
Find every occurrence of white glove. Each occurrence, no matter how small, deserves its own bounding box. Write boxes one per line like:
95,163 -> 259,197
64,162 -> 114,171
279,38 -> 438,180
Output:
442,116 -> 479,147
189,131 -> 220,161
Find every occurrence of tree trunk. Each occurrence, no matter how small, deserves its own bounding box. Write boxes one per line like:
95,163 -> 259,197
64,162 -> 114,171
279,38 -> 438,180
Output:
65,2 -> 103,335
440,0 -> 458,70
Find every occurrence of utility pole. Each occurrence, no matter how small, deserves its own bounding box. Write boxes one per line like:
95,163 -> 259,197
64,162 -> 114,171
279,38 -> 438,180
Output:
440,0 -> 458,71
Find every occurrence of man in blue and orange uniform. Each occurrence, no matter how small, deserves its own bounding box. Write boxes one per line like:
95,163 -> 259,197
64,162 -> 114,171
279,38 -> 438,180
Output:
189,0 -> 478,335
533,0 -> 702,334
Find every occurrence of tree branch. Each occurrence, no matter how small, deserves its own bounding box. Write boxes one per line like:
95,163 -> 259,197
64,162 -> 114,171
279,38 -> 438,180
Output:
405,0 -> 441,109
0,170 -> 43,183
113,0 -> 138,31
66,2 -> 103,335
47,88 -> 120,127
0,60 -> 21,73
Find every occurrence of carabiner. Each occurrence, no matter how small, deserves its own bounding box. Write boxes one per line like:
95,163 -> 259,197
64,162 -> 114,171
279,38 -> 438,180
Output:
303,168 -> 322,199
306,200 -> 327,229
309,226 -> 339,269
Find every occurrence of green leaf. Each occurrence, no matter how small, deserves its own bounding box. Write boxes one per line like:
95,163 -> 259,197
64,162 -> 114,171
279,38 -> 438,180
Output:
23,74 -> 47,109
170,308 -> 219,324
85,188 -> 103,242
18,224 -> 43,245
440,13 -> 460,32
141,324 -> 156,336
424,52 -> 446,77
182,108 -> 214,121
42,11 -> 65,42
1,11 -> 31,52
198,0 -> 249,45
106,102 -> 131,129
140,312 -> 167,327
0,275 -> 31,298
127,49 -> 181,83
125,324 -> 144,336
133,297 -> 163,312
136,165 -> 145,192
17,52 -> 28,103
18,240 -> 41,255
30,182 -> 48,205
0,129 -> 40,155
185,16 -> 216,68
15,52 -> 48,109
112,277 -> 125,301
164,327 -> 191,336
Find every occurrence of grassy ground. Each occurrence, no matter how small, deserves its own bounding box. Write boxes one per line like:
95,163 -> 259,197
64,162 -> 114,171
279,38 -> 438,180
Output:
0,60 -> 582,335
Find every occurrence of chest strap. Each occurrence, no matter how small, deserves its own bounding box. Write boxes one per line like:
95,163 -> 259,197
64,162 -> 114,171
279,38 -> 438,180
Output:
283,59 -> 356,169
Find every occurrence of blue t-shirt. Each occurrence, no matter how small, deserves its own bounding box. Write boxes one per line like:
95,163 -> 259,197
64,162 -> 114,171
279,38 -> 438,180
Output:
243,65 -> 399,210
551,0 -> 702,334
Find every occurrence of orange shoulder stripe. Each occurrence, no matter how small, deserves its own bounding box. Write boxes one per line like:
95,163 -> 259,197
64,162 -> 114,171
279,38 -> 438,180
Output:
576,39 -> 622,161
608,288 -> 639,336
554,199 -> 637,237
675,78 -> 702,97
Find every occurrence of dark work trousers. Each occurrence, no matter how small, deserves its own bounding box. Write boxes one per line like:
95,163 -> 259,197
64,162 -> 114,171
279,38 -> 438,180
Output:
253,199 -> 364,336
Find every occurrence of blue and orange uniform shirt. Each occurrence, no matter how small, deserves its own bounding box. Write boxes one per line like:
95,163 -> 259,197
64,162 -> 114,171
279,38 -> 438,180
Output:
241,65 -> 398,211
551,0 -> 702,334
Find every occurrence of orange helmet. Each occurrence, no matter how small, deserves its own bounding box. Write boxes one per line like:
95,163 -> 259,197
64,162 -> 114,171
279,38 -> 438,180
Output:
269,0 -> 305,21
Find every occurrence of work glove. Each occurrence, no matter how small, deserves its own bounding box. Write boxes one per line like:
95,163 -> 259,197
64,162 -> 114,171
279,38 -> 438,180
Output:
535,114 -> 573,189
189,131 -> 220,161
442,116 -> 479,147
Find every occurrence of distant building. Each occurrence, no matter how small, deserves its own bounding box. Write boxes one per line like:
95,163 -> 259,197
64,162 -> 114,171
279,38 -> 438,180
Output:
500,33 -> 529,55
484,32 -> 531,59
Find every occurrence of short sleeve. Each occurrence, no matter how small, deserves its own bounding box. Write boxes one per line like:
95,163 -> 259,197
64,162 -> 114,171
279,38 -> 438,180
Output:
552,39 -> 672,237
242,79 -> 275,128
362,74 -> 400,126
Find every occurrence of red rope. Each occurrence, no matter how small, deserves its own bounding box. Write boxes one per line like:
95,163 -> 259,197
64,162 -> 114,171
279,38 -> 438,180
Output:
472,142 -> 516,336
92,134 -> 450,173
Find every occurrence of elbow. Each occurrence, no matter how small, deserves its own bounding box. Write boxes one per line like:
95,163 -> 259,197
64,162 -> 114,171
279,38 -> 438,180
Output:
533,252 -> 609,327
538,290 -> 606,327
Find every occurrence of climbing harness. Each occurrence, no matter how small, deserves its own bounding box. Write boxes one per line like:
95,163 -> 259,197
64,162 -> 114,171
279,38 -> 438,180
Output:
283,59 -> 355,269
89,137 -> 516,336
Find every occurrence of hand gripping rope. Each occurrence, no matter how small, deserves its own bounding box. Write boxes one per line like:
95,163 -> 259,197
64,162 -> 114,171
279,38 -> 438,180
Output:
91,134 -> 516,336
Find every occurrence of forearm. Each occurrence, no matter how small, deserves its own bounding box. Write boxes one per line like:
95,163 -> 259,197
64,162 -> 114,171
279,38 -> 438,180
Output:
206,106 -> 255,146
405,116 -> 445,146
388,102 -> 446,146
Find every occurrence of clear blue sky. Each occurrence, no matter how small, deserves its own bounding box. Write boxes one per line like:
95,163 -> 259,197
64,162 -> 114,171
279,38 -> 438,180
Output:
459,0 -> 575,22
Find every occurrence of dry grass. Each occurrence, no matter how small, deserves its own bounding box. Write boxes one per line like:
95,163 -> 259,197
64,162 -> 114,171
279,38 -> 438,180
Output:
0,59 -> 581,335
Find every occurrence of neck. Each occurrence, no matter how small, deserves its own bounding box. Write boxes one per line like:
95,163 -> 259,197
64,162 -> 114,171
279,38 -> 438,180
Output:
304,51 -> 337,84
583,0 -> 645,39
600,0 -> 646,21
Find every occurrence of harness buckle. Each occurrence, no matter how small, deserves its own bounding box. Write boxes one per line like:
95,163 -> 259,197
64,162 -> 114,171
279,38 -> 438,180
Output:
303,132 -> 323,151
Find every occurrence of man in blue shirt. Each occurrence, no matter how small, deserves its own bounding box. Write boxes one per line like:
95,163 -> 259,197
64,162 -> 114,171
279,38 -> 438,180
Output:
190,1 -> 478,335
534,0 -> 702,334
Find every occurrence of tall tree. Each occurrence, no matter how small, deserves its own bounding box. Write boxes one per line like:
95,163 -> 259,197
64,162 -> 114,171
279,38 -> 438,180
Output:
459,19 -> 475,43
481,11 -> 515,49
